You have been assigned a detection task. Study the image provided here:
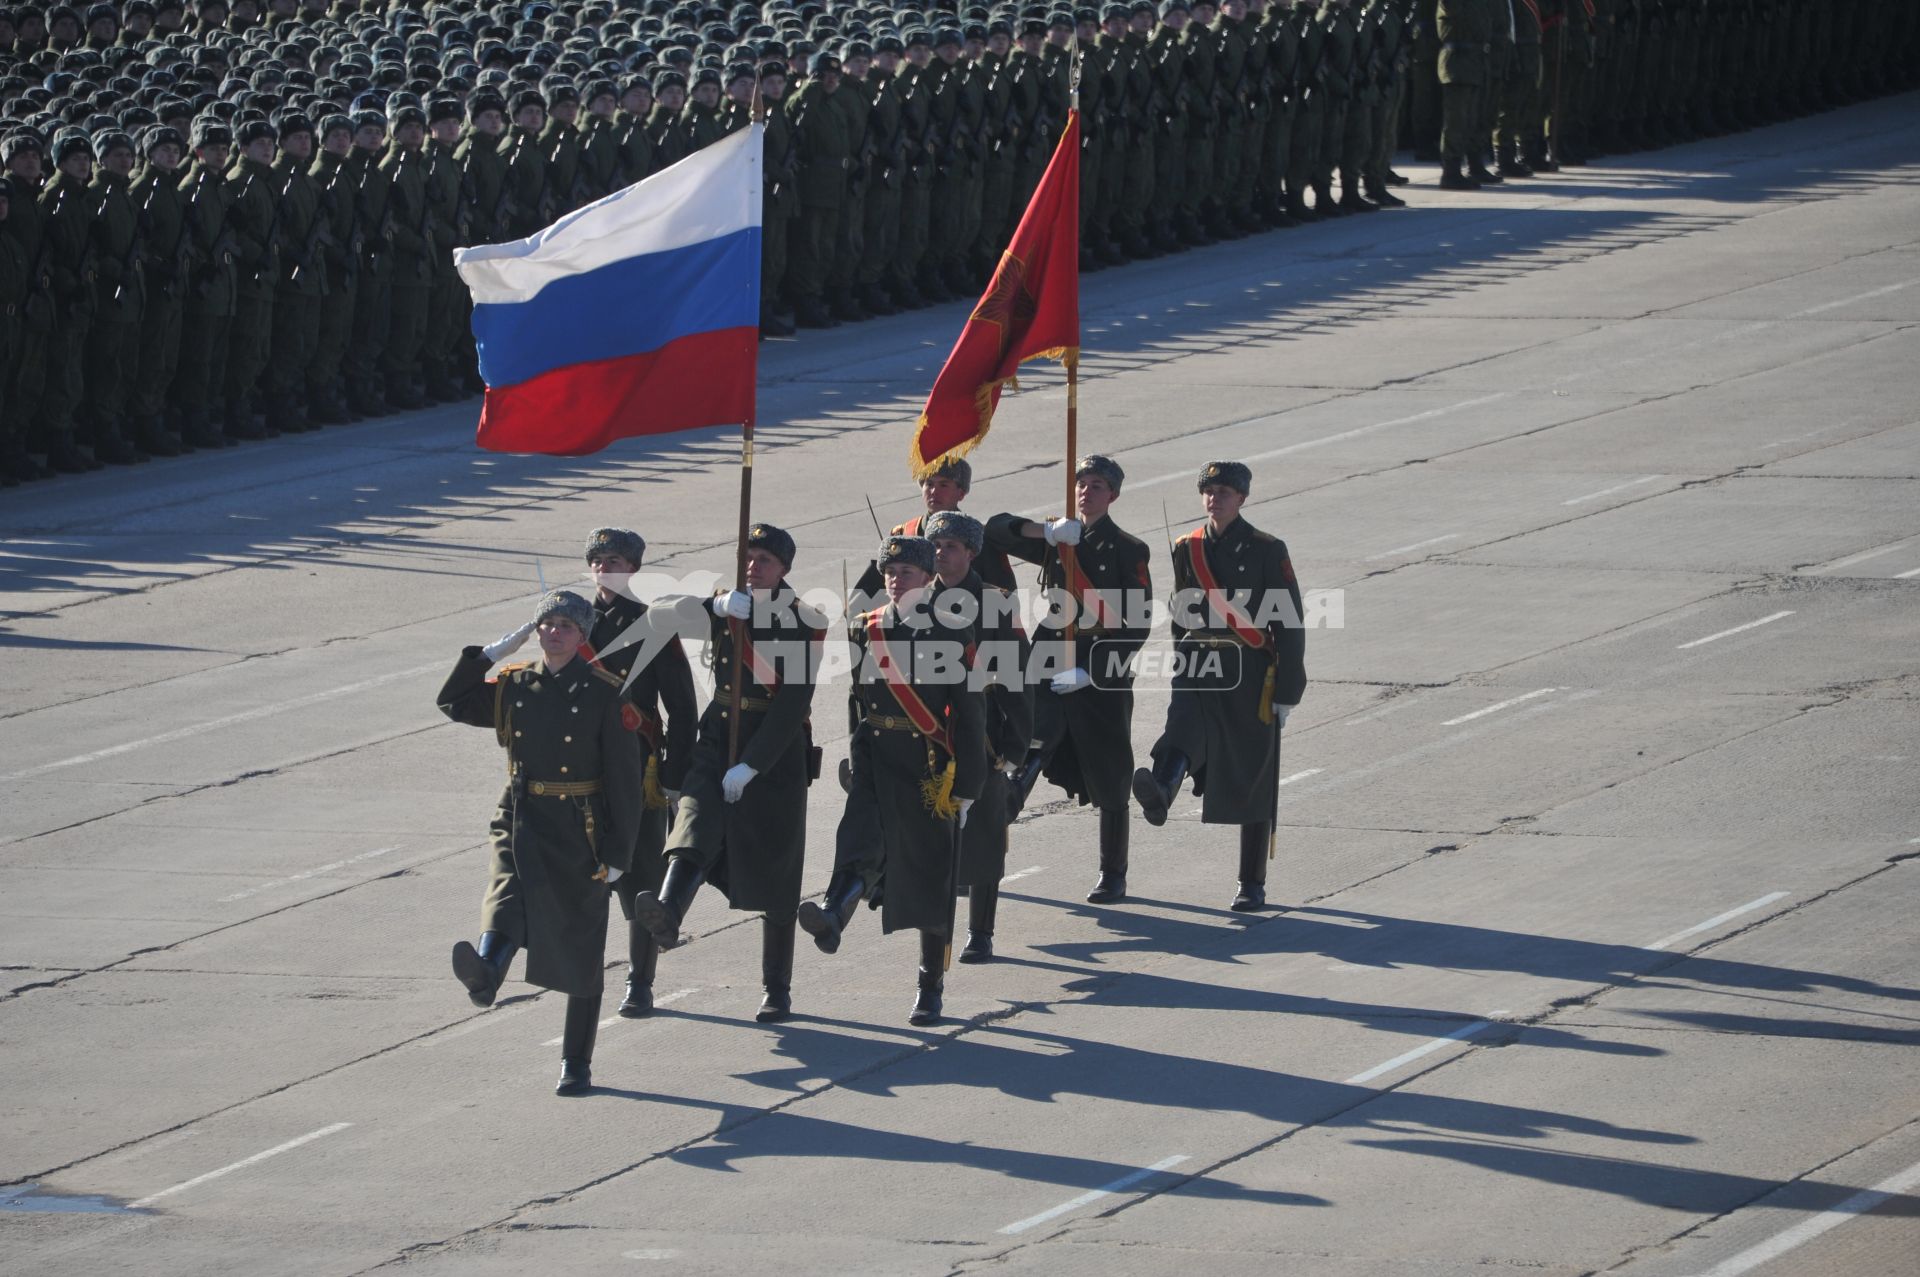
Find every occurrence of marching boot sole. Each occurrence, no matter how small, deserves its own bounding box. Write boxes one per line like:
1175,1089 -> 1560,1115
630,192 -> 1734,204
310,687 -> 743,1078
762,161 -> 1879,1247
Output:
629,894 -> 683,949
1130,768 -> 1169,827
451,941 -> 499,1008
796,900 -> 843,954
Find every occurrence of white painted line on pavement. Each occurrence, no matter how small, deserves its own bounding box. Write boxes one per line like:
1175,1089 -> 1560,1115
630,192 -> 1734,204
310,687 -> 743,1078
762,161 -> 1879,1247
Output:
1364,533 -> 1459,561
1685,1156 -> 1920,1277
1001,866 -> 1046,884
1796,278 -> 1918,316
1127,392 -> 1515,496
217,846 -> 399,903
1441,688 -> 1560,727
1343,1018 -> 1499,1087
998,1154 -> 1192,1235
2,661 -> 444,780
1895,566 -> 1920,580
1562,475 -> 1664,506
127,1123 -> 352,1209
1676,611 -> 1795,650
1809,539 -> 1915,573
1277,769 -> 1323,786
1644,893 -> 1790,952
543,989 -> 699,1045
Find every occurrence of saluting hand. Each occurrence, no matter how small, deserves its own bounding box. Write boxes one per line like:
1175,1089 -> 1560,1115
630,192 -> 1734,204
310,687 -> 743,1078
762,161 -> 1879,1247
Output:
482,620 -> 536,662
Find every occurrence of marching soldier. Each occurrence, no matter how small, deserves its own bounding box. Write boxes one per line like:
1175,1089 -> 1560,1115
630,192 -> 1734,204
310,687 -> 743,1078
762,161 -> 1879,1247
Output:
798,535 -> 986,1025
985,454 -> 1152,902
630,524 -> 824,1024
858,456 -> 1018,597
1134,461 -> 1307,910
577,528 -> 699,1019
380,104 -> 433,411
437,589 -> 645,1096
926,511 -> 1033,963
421,98 -> 468,403
172,118 -> 237,450
38,130 -> 99,465
343,109 -> 393,417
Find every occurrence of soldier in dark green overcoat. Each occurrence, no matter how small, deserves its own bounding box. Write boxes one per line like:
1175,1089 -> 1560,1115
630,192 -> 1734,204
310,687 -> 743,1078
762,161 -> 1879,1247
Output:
82,130 -> 146,463
438,589 -> 644,1097
265,113 -> 323,432
927,512 -> 1034,965
800,536 -> 986,1026
577,528 -> 698,1020
631,524 -> 824,1023
986,454 -> 1152,904
1134,462 -> 1308,913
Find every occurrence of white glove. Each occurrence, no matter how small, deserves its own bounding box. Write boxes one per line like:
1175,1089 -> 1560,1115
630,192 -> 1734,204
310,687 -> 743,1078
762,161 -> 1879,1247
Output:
722,762 -> 758,803
1274,705 -> 1292,728
1043,517 -> 1082,547
711,590 -> 752,620
482,620 -> 536,662
602,865 -> 623,885
1051,668 -> 1092,694
957,798 -> 975,829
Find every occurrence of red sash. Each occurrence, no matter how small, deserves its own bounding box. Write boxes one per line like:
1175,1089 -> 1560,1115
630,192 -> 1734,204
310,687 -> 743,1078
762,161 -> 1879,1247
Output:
731,622 -> 782,691
1058,543 -> 1122,630
1184,528 -> 1269,651
865,609 -> 951,751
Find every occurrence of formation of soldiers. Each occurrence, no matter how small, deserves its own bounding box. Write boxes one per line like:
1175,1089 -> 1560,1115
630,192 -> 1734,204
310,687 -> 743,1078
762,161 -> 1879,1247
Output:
3,0 -> 1915,484
438,455 -> 1308,1094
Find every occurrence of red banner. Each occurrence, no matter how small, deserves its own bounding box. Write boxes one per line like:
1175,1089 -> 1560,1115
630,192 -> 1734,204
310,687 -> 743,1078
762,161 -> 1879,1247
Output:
909,111 -> 1081,479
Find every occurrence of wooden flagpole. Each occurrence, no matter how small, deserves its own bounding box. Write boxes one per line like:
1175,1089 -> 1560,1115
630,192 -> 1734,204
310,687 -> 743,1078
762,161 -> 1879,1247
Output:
728,99 -> 770,769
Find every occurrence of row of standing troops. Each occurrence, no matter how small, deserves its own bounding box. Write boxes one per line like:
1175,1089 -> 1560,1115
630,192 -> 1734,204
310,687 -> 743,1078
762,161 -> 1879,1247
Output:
436,454 -> 1306,1094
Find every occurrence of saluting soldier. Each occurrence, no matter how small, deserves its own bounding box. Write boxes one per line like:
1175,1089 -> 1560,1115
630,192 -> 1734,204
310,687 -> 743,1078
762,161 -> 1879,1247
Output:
1134,461 -> 1307,910
577,528 -> 699,1020
799,535 -> 986,1026
926,511 -> 1033,964
985,454 -> 1152,902
630,524 -> 824,1024
438,589 -> 645,1096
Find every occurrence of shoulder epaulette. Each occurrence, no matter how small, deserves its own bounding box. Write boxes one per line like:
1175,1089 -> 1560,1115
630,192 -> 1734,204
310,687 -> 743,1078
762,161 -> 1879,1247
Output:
1249,528 -> 1277,543
589,664 -> 625,689
496,661 -> 534,677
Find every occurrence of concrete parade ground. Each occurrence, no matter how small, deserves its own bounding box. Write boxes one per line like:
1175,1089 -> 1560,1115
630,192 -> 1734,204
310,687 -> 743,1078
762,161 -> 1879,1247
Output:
2,91 -> 1917,1276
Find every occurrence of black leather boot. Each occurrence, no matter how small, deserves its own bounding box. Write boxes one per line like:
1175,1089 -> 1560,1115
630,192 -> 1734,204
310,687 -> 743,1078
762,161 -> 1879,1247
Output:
451,930 -> 520,1007
1087,806 -> 1130,904
630,855 -> 702,949
757,914 -> 796,1022
555,993 -> 600,1096
617,919 -> 658,1018
796,869 -> 867,954
1439,155 -> 1479,190
958,882 -> 998,963
1004,749 -> 1047,821
1231,823 -> 1271,913
909,929 -> 946,1026
1131,750 -> 1189,828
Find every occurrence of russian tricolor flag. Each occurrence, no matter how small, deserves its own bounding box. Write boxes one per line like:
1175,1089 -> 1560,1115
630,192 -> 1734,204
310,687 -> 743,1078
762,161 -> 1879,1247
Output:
455,124 -> 762,456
